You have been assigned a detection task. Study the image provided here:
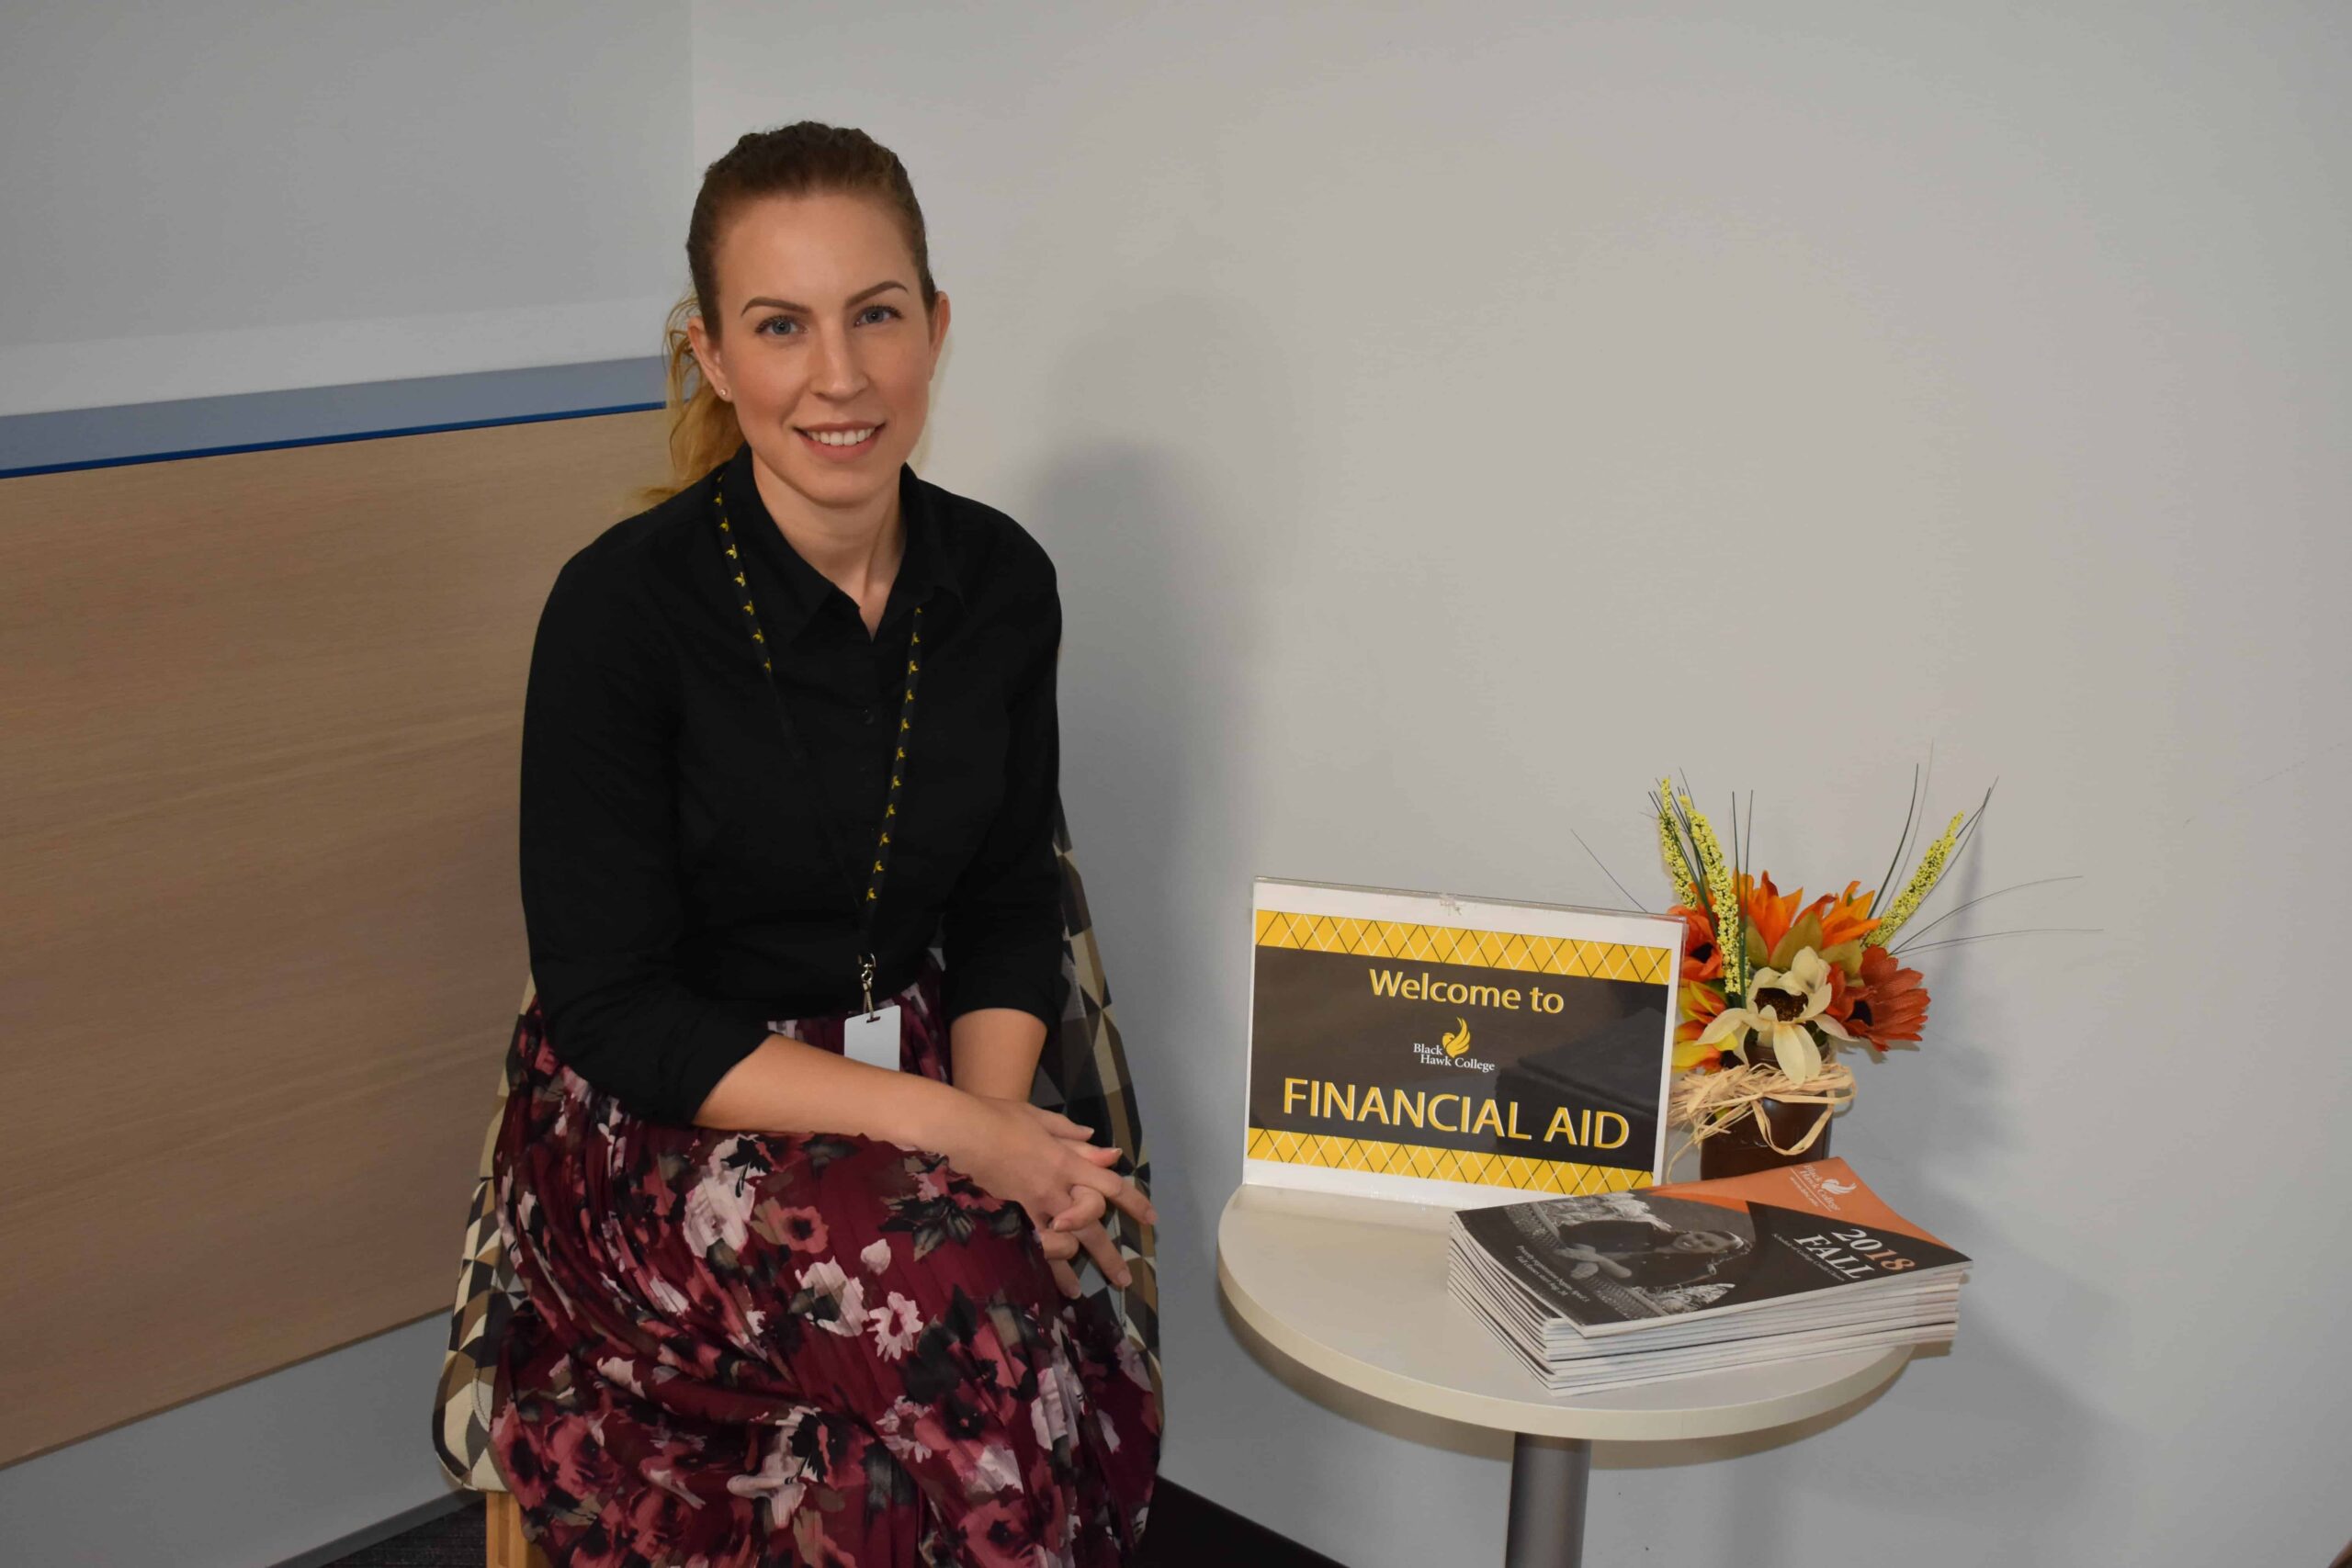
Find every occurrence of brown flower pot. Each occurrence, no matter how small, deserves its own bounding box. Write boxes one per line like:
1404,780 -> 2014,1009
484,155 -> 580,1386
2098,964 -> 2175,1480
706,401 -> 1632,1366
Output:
1698,1097 -> 1832,1180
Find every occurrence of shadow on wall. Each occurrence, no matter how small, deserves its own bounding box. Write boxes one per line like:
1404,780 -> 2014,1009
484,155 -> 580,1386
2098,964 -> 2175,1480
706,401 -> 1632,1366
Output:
1673,1310 -> 2105,1559
1217,1225 -> 2105,1561
1613,911 -> 2108,1562
1017,291 -> 1299,1437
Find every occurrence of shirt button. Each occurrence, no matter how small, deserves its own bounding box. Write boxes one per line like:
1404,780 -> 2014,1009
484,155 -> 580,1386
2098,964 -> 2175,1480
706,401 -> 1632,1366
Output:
863,707 -> 877,725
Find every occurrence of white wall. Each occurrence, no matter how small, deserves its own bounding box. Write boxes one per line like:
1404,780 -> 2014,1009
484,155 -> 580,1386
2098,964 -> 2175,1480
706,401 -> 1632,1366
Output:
0,1 -> 692,414
693,2 -> 2351,1562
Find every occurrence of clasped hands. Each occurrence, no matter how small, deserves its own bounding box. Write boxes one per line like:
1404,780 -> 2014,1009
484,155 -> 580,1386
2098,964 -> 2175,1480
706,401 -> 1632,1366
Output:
1558,1242 -> 1634,1281
939,1091 -> 1157,1301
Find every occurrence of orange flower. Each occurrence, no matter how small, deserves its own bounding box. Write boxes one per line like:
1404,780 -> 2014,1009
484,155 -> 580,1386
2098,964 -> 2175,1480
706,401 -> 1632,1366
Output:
1739,871 -> 1802,960
1838,944 -> 1929,1053
1809,880 -> 1883,951
1670,901 -> 1723,982
1674,980 -> 1727,1072
1737,872 -> 1882,976
1676,980 -> 1725,1042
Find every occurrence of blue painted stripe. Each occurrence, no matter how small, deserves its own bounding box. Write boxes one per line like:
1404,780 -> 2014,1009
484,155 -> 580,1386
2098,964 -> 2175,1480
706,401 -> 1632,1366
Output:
0,355 -> 669,479
0,402 -> 663,479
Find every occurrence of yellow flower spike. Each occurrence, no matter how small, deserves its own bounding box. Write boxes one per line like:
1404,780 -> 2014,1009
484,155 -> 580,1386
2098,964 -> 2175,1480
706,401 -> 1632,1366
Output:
1679,792 -> 1746,1002
1867,810 -> 1966,947
1656,785 -> 1699,908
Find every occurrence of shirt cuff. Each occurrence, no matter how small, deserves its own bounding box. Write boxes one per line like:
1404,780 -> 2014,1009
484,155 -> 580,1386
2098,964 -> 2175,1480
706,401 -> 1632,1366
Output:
942,933 -> 1069,1033
662,1003 -> 780,1128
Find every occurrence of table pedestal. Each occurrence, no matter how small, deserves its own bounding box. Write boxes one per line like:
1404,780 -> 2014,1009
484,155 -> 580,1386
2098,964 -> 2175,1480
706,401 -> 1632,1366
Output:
1505,1433 -> 1590,1568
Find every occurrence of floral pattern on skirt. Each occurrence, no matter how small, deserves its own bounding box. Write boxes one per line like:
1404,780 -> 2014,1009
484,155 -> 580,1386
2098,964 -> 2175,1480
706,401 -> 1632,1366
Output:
489,960 -> 1161,1567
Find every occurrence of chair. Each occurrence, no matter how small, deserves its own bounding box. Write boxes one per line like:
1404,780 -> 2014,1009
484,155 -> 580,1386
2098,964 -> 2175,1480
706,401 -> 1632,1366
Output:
429,805 -> 1159,1567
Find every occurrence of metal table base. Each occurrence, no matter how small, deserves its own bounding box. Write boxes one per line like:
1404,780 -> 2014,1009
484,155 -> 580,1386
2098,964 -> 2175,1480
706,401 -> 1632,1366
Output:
1505,1432 -> 1591,1567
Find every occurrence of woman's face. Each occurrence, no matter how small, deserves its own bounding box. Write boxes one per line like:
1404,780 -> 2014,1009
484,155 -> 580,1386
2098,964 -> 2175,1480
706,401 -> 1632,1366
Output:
1668,1230 -> 1742,1255
688,190 -> 950,520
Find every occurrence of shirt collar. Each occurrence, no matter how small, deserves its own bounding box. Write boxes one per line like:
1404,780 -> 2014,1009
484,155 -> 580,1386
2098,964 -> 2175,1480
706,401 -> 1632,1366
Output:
718,439 -> 964,647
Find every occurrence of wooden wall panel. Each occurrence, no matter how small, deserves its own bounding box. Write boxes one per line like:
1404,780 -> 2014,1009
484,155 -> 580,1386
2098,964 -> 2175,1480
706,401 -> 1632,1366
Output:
0,411 -> 671,1467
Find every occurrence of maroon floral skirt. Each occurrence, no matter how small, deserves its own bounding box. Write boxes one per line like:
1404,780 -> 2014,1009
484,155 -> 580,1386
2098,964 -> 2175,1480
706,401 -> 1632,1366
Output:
489,959 -> 1161,1567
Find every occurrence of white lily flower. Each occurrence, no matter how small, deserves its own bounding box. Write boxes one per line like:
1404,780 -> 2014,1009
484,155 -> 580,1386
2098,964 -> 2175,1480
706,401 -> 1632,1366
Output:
1696,945 -> 1853,1083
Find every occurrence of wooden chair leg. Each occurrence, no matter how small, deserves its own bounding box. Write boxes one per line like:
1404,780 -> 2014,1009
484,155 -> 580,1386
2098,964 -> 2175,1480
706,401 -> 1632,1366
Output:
485,1489 -> 551,1568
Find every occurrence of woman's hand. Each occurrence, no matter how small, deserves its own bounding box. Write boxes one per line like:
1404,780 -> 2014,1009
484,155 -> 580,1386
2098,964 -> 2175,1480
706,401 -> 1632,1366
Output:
933,1092 -> 1158,1258
1019,1119 -> 1156,1284
1559,1243 -> 1633,1280
1036,1179 -> 1142,1296
1034,1218 -> 1129,1299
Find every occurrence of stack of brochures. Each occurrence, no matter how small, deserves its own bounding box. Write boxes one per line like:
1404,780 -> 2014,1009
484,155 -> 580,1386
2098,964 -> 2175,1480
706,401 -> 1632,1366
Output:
1445,1158 -> 1969,1394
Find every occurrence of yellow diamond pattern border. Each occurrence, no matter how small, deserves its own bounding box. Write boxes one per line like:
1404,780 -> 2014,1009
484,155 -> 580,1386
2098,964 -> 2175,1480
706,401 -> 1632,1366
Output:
1254,909 -> 1672,986
1246,1125 -> 1652,1197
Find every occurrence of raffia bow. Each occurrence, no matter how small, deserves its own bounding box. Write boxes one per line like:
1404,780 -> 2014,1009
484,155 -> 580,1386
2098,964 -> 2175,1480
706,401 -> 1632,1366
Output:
1668,1058 -> 1857,1175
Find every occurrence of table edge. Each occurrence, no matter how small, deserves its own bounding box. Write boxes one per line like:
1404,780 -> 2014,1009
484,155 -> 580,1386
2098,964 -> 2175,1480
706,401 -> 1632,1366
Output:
1216,1208 -> 1910,1442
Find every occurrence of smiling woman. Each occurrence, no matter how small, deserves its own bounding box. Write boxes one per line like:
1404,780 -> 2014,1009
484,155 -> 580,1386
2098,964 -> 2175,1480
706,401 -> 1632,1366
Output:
487,122 -> 1161,1567
684,186 -> 949,598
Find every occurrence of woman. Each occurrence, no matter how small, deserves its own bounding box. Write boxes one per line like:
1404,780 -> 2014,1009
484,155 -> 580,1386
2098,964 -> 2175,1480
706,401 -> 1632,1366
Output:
489,122 -> 1162,1567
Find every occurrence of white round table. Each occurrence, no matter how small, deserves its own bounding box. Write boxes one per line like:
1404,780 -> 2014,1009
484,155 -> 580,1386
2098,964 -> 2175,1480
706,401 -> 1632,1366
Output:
1216,1180 -> 1910,1567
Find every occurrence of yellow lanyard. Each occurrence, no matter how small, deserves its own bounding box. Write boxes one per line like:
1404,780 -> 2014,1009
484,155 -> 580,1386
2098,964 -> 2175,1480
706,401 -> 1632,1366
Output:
714,469 -> 923,1013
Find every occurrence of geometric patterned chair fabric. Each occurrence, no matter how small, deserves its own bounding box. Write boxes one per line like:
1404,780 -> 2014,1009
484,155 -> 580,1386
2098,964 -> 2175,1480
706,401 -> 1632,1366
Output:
430,801 -> 1159,1493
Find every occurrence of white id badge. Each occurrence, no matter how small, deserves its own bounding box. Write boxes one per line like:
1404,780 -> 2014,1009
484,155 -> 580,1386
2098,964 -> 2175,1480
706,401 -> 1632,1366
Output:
842,1004 -> 902,1071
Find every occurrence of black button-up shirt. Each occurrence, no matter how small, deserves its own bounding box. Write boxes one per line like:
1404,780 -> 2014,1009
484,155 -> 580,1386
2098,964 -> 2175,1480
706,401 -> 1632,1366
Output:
517,437 -> 1066,1126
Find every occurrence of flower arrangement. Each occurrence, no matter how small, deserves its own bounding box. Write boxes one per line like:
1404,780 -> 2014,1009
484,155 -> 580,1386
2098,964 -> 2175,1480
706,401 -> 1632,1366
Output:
1646,773 -> 2005,1172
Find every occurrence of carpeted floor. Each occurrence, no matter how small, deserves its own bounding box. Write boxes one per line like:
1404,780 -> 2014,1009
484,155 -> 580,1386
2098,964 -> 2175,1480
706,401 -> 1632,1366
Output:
323,1494 -> 492,1568
322,1481 -> 1344,1567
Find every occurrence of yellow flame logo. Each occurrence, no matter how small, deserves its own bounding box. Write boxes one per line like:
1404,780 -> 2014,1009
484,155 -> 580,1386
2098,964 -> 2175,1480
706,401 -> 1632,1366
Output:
1441,1018 -> 1472,1057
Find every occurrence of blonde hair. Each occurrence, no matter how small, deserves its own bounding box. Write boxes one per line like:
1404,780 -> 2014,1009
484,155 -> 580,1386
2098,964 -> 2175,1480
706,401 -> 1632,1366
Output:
634,121 -> 939,509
